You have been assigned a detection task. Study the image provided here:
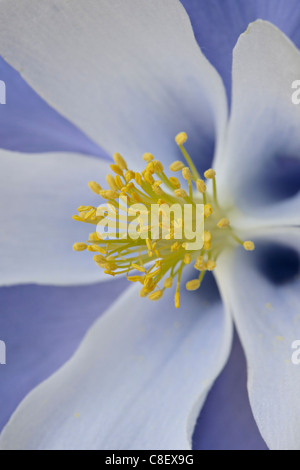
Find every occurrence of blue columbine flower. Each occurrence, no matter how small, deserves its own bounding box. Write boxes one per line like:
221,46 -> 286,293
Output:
0,0 -> 299,450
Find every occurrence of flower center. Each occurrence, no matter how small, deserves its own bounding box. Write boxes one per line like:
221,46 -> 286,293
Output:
73,132 -> 254,308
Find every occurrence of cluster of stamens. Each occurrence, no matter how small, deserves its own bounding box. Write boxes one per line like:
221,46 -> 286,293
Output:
73,132 -> 255,308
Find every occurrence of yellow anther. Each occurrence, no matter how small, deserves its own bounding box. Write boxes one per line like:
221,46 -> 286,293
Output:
164,277 -> 173,289
182,167 -> 192,181
175,292 -> 180,309
132,192 -> 143,203
146,161 -> 155,174
88,181 -> 102,195
171,242 -> 181,252
144,171 -> 154,185
88,245 -> 107,254
77,205 -> 93,212
99,190 -> 119,200
204,231 -> 212,243
206,260 -> 216,271
184,253 -> 191,265
132,263 -> 146,273
196,255 -> 204,264
195,256 -> 205,271
153,160 -> 164,173
140,288 -> 149,298
144,277 -> 155,292
143,153 -> 154,163
125,170 -> 135,183
127,275 -> 145,283
106,174 -> 118,191
113,153 -> 128,171
196,179 -> 207,193
186,279 -> 201,291
73,243 -> 87,252
169,176 -> 181,189
169,161 -> 185,172
110,164 -> 124,177
204,169 -> 216,179
82,208 -> 96,220
149,290 -> 164,301
243,241 -> 255,251
204,240 -> 211,251
89,231 -> 102,242
93,254 -> 105,264
217,218 -> 230,229
115,175 -> 124,189
135,172 -> 142,186
174,189 -> 188,198
204,204 -> 213,218
146,267 -> 161,279
152,185 -> 164,196
72,215 -> 83,221
175,132 -> 188,146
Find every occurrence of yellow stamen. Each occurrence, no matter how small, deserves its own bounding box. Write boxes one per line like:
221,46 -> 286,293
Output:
184,253 -> 191,265
186,279 -> 201,291
169,161 -> 185,172
88,181 -> 102,195
106,174 -> 118,191
164,277 -> 173,288
218,218 -> 230,228
182,167 -> 192,181
149,290 -> 164,301
113,153 -> 128,171
204,204 -> 213,218
204,169 -> 216,179
175,132 -> 188,146
196,179 -> 207,193
143,153 -> 154,163
169,176 -> 181,189
174,189 -> 188,198
73,243 -> 87,252
243,241 -> 255,251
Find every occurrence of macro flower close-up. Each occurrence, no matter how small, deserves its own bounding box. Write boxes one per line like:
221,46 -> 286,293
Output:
0,0 -> 300,451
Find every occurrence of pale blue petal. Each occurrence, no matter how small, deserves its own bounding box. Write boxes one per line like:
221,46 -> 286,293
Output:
0,0 -> 227,173
217,229 -> 300,450
216,21 -> 300,228
0,275 -> 232,450
193,331 -> 268,450
180,0 -> 300,100
0,57 -> 107,157
0,280 -> 127,432
0,150 -> 111,285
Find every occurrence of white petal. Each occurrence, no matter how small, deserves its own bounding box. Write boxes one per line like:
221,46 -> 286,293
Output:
0,0 -> 227,168
0,277 -> 233,450
216,20 -> 300,226
216,229 -> 300,450
0,150 -> 110,285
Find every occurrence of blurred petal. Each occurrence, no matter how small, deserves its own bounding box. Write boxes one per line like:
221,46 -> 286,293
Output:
0,150 -> 111,285
0,57 -> 107,157
217,229 -> 300,450
0,279 -> 127,432
0,275 -> 232,450
180,0 -> 300,100
217,21 -> 300,227
0,0 -> 227,170
193,330 -> 268,450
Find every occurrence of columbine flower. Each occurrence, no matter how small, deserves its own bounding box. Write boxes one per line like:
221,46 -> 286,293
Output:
0,0 -> 300,451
